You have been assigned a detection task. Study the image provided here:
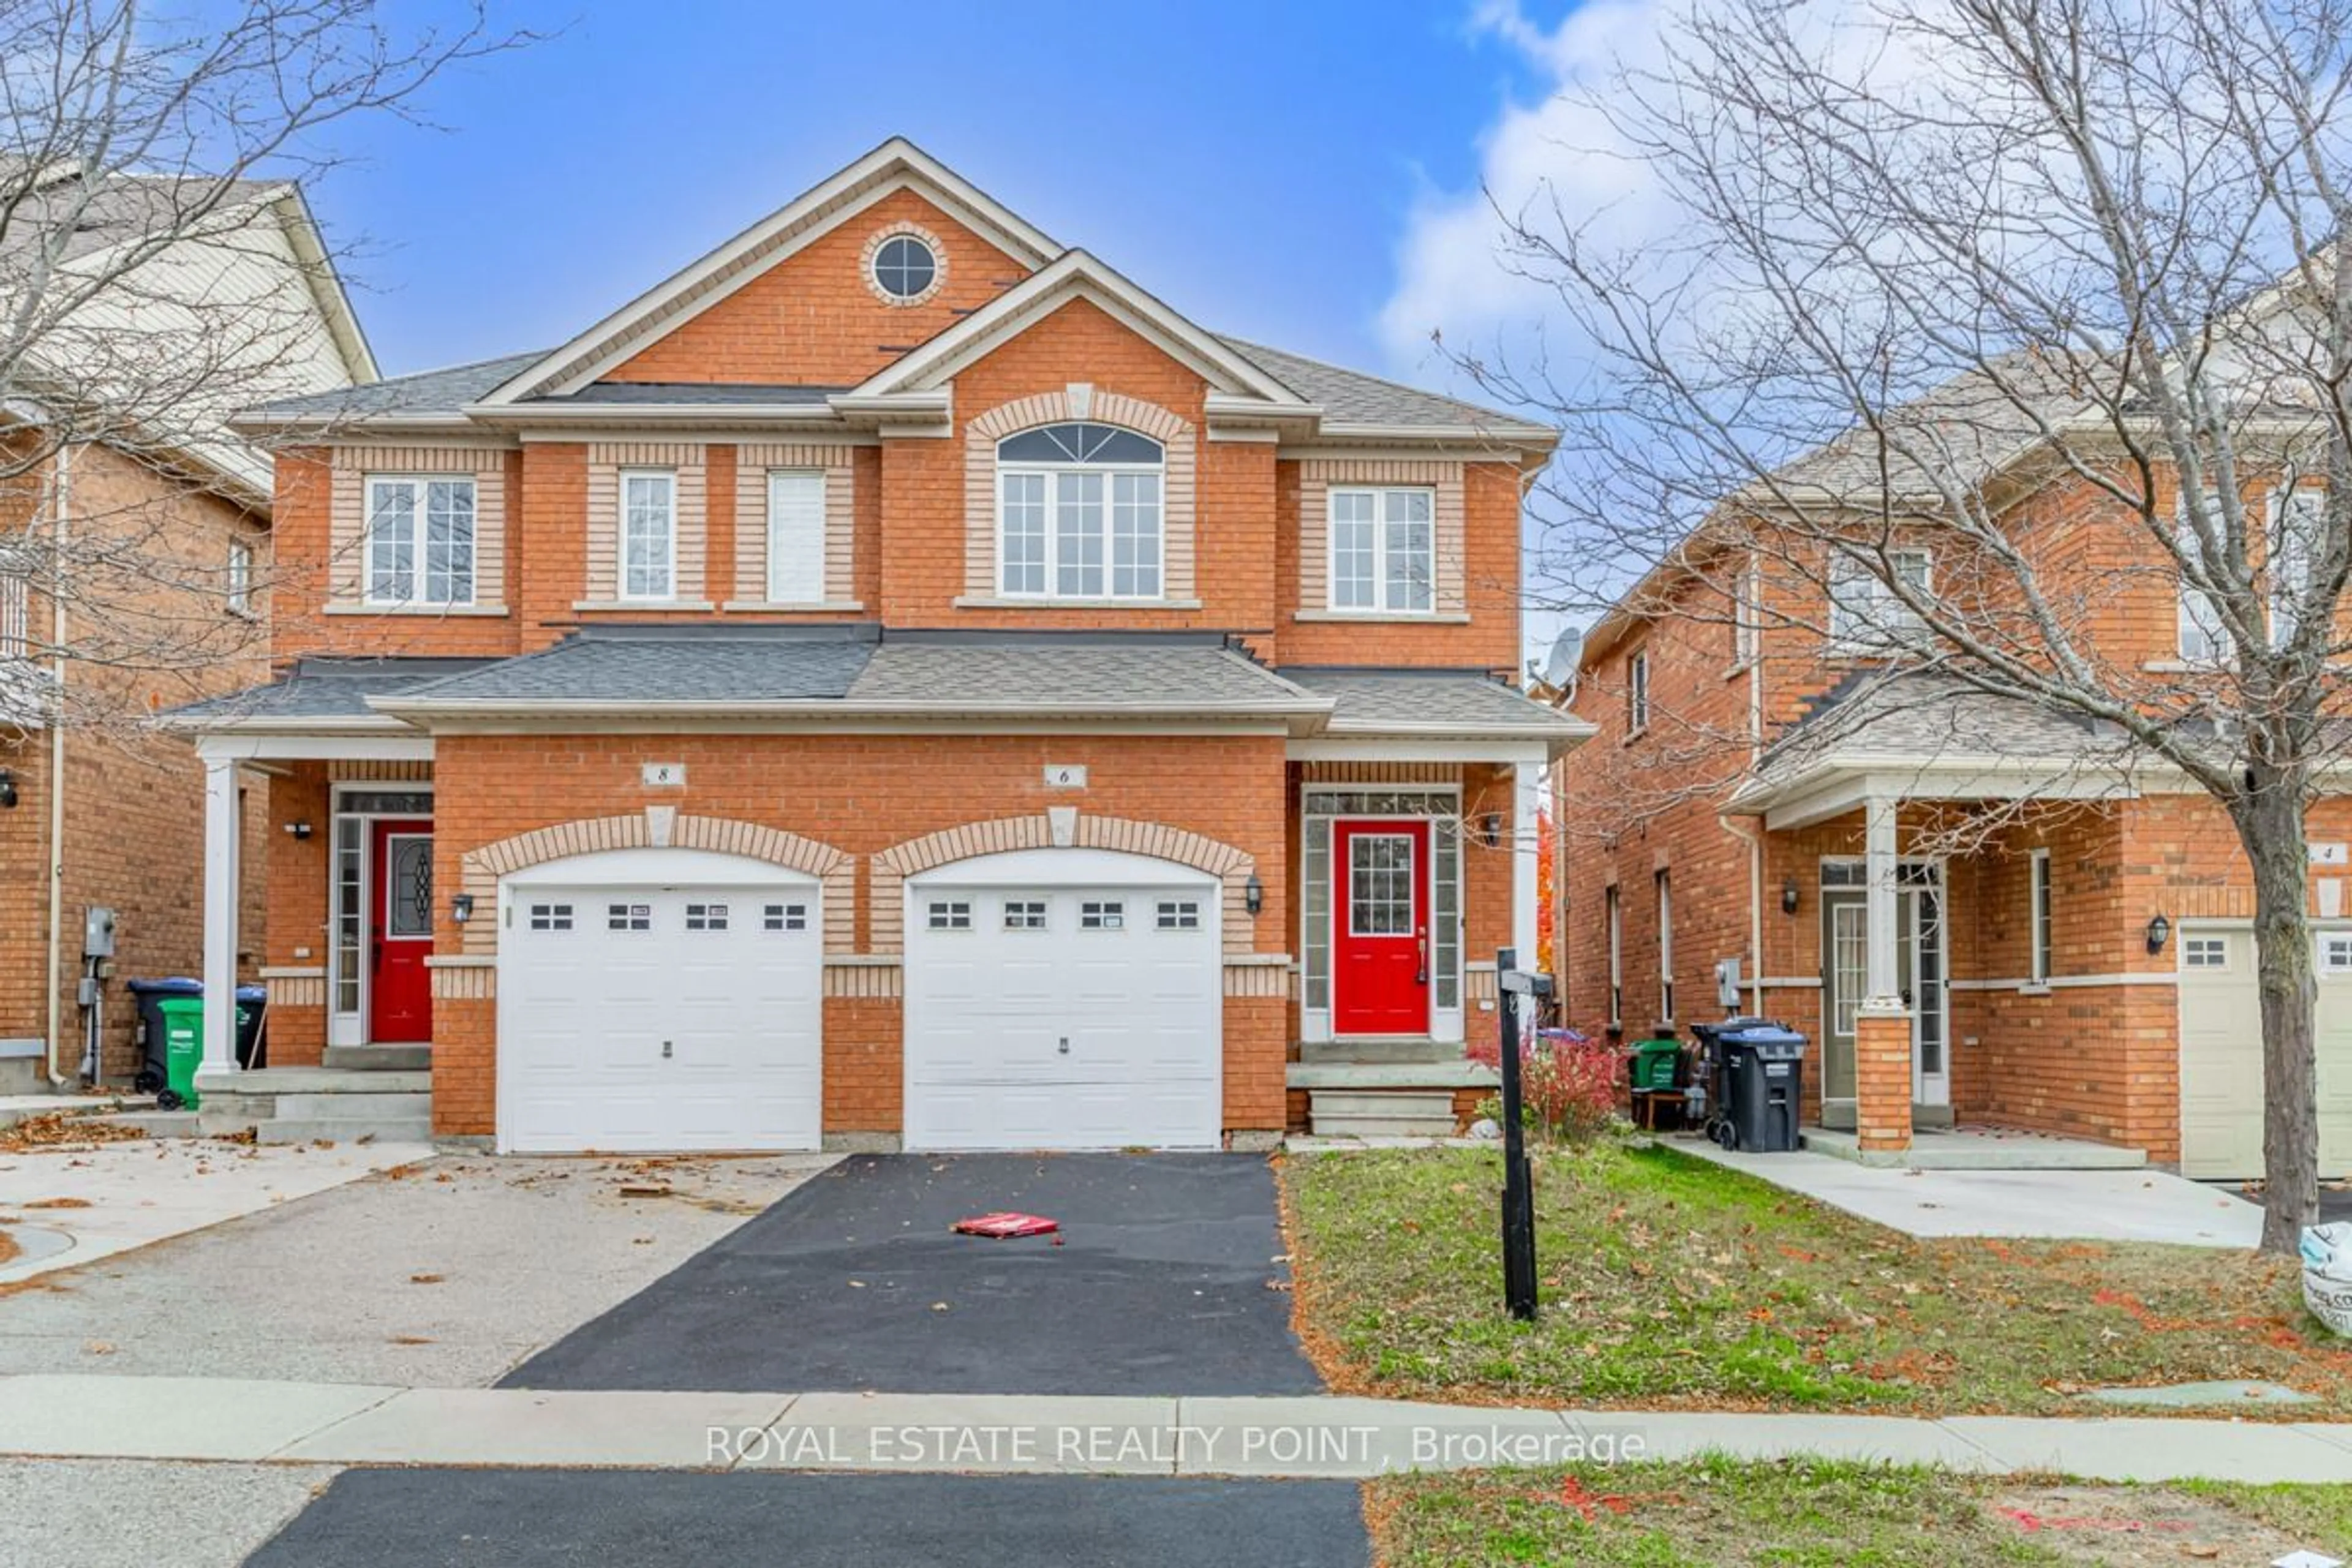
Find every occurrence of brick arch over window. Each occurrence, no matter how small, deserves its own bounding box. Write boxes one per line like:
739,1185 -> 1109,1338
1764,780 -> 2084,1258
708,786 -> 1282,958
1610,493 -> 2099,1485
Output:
872,812 -> 1254,956
458,813 -> 854,957
962,390 -> 1197,600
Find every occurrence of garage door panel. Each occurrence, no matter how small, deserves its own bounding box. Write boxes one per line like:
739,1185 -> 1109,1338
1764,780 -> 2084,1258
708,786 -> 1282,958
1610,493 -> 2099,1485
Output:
499,879 -> 822,1155
2180,926 -> 2352,1181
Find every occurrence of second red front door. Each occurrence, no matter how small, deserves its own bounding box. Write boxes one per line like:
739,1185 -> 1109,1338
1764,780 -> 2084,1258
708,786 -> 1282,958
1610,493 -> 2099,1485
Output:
1333,819 -> 1431,1035
370,819 -> 434,1043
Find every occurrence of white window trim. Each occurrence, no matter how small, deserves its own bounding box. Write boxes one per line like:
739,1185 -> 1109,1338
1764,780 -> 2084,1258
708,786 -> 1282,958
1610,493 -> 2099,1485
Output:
2028,848 -> 2052,986
2269,485 -> 2325,650
619,468 -> 678,604
1627,649 -> 1651,735
227,538 -> 254,617
1605,883 -> 1623,1028
764,469 -> 826,606
2175,490 -> 2230,665
1827,548 -> 1931,652
1325,484 -> 1437,616
995,459 -> 1164,602
1656,869 -> 1673,1023
363,474 -> 478,609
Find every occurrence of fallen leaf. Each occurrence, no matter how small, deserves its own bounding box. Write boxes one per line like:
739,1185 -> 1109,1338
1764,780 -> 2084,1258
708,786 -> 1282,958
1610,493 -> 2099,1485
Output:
408,1273 -> 444,1285
24,1197 -> 90,1210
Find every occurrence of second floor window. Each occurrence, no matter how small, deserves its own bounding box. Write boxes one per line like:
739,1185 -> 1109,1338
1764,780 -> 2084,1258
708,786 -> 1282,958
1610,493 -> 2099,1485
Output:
366,477 -> 475,607
1627,648 -> 1651,732
621,469 -> 676,601
2270,486 -> 2325,649
1828,548 -> 1930,651
1329,486 -> 1434,612
997,422 -> 1163,600
0,548 -> 26,659
766,470 -> 825,604
227,538 -> 254,616
2176,489 -> 2228,663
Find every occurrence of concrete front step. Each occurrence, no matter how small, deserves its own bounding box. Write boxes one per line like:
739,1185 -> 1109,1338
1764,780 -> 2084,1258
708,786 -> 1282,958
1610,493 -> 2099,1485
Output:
1288,1061 -> 1496,1090
257,1117 -> 432,1147
89,1110 -> 202,1138
204,1068 -> 432,1096
1297,1038 -> 1468,1066
322,1045 -> 432,1072
1310,1088 -> 1460,1139
268,1092 -> 432,1121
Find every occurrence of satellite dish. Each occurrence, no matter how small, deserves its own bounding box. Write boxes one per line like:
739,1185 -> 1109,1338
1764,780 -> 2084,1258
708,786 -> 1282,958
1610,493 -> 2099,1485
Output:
1540,625 -> 1586,690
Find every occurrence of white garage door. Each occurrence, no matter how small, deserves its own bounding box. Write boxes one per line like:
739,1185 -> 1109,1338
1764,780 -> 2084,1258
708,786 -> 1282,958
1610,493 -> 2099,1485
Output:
497,848 -> 823,1154
2178,925 -> 2352,1178
904,848 -> 1221,1151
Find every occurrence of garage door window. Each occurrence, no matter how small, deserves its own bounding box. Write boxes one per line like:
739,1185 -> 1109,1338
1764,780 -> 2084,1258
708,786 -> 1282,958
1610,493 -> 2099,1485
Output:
1080,900 -> 1125,930
1003,899 -> 1047,931
2185,935 -> 2229,969
685,903 -> 729,932
1156,899 -> 1200,930
527,902 -> 573,931
2324,933 -> 2352,974
608,903 -> 651,932
763,903 -> 807,932
927,900 -> 972,931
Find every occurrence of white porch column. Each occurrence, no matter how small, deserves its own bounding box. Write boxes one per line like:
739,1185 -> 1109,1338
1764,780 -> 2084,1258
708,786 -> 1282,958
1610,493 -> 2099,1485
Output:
1512,760 -> 1543,968
200,754 -> 241,1075
1863,791 -> 1901,1006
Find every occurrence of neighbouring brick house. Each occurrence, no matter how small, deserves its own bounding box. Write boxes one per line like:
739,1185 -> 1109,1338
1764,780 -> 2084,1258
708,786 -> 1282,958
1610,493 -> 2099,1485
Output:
176,140 -> 1587,1153
1556,361 -> 2352,1177
0,172 -> 372,1090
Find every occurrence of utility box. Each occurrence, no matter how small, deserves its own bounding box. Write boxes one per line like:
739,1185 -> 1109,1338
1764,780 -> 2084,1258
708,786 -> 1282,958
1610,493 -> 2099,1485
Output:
83,906 -> 116,959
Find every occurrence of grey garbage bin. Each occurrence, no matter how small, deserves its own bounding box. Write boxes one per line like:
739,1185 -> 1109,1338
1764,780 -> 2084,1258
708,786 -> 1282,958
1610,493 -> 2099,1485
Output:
1702,1018 -> 1807,1152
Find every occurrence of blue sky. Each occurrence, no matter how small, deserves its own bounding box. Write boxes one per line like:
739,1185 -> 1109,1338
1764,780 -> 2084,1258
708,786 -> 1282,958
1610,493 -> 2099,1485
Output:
314,1 -> 1564,391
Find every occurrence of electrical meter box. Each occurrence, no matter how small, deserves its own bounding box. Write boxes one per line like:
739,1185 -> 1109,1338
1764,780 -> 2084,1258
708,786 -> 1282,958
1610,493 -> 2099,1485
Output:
83,906 -> 117,959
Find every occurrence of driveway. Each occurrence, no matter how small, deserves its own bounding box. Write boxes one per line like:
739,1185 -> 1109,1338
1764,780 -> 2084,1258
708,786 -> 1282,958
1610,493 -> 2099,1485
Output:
246,1469 -> 1369,1567
502,1153 -> 1322,1396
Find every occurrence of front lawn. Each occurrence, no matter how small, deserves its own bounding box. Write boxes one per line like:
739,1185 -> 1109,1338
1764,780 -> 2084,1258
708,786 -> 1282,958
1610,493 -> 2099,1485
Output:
1283,1142 -> 2352,1414
1369,1458 -> 2352,1566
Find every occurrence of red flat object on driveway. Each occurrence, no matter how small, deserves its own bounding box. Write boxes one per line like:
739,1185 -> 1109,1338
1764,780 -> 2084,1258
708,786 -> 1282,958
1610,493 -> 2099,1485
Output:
951,1212 -> 1060,1238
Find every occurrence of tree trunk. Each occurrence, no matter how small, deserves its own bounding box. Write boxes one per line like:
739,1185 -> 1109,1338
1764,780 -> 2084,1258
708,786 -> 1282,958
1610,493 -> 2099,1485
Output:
2241,785 -> 2320,1256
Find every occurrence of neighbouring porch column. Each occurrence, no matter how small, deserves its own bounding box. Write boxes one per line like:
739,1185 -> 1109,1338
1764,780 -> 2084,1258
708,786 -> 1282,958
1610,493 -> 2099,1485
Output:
1512,760 -> 1542,969
1855,791 -> 1912,1153
200,752 -> 241,1077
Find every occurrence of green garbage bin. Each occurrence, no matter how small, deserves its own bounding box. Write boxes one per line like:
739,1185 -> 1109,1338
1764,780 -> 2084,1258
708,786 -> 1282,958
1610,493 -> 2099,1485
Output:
156,995 -> 205,1110
1629,1035 -> 1682,1091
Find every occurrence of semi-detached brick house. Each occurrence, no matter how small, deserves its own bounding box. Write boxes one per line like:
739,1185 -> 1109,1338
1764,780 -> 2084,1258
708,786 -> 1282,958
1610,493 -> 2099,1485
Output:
1556,348 -> 2352,1177
175,139 -> 1590,1153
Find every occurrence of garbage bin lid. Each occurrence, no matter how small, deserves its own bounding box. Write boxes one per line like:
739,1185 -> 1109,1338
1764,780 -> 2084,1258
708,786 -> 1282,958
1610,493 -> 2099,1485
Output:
126,976 -> 204,995
233,985 -> 266,1003
1718,1020 -> 1809,1047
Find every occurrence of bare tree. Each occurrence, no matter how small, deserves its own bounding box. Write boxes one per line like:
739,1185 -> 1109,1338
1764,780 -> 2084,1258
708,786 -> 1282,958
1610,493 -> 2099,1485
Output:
1464,0 -> 2352,1252
0,0 -> 526,731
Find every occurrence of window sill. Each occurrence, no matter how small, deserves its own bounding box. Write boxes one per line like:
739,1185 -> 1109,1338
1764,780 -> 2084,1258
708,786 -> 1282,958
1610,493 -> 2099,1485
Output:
1292,609 -> 1470,625
2141,658 -> 2225,673
572,600 -> 717,613
1621,726 -> 1649,747
952,595 -> 1205,611
1721,658 -> 1755,682
721,599 -> 865,614
326,603 -> 508,618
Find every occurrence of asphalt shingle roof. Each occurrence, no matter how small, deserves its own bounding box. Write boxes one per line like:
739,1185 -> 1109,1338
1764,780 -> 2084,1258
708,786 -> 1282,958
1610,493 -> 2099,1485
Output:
1279,668 -> 1589,737
522,382 -> 847,407
1218,338 -> 1553,434
168,657 -> 499,723
243,350 -> 547,420
1745,669 -> 2127,792
385,627 -> 880,706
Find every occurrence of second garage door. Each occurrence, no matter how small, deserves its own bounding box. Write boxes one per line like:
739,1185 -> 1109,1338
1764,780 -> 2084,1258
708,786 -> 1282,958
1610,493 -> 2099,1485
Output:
2178,924 -> 2352,1178
904,849 -> 1222,1151
497,849 -> 823,1154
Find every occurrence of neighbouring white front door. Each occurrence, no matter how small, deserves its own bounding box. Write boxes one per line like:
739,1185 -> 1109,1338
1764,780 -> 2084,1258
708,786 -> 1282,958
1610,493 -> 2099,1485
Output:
496,848 -> 823,1154
903,847 -> 1221,1152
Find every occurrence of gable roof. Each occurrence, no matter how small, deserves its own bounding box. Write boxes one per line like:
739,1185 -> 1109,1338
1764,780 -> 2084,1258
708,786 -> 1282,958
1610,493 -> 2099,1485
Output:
478,138 -> 1061,407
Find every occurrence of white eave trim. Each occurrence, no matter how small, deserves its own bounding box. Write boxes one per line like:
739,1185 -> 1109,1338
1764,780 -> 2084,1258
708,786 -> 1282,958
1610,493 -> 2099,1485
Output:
365,695 -> 1338,728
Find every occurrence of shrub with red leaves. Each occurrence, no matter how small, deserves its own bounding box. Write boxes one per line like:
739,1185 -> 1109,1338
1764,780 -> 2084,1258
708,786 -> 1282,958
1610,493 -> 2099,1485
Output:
1469,1027 -> 1624,1145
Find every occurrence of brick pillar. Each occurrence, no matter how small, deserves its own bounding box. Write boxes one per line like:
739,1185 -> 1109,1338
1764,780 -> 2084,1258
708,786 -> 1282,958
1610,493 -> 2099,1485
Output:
1853,1004 -> 1913,1153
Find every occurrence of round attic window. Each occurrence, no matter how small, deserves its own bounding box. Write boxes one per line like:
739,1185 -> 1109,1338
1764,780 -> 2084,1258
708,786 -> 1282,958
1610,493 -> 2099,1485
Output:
871,233 -> 938,303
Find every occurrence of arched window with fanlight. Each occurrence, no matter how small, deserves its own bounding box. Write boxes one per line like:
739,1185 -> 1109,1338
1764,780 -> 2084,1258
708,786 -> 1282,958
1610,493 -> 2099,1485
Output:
996,422 -> 1163,600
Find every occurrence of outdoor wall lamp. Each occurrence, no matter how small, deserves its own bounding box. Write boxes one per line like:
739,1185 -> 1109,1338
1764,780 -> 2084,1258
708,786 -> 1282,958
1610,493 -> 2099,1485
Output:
1481,812 -> 1505,847
1244,875 -> 1263,918
282,820 -> 312,840
1781,877 -> 1800,916
2146,912 -> 2171,955
0,769 -> 15,810
450,893 -> 475,925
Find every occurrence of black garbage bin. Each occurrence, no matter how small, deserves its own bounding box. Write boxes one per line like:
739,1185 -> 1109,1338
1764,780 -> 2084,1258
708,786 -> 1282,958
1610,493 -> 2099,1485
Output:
1692,1017 -> 1807,1152
234,984 -> 268,1071
125,978 -> 202,1093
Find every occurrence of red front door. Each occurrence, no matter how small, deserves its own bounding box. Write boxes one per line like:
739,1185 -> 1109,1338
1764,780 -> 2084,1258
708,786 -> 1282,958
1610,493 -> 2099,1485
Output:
369,820 -> 434,1043
1333,819 -> 1431,1035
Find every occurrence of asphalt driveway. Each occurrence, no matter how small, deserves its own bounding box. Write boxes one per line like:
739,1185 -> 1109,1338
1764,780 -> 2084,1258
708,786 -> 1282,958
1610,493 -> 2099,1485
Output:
247,1469 -> 1370,1567
501,1153 -> 1322,1396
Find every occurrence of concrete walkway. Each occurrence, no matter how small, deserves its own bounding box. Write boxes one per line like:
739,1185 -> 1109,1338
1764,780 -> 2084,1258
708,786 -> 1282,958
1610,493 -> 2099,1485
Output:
6,1374 -> 2352,1482
1678,1139 -> 2264,1246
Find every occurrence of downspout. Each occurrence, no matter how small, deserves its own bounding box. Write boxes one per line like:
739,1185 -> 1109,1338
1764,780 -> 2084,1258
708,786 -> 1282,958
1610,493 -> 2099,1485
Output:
42,442 -> 69,1087
1714,612 -> 1769,1019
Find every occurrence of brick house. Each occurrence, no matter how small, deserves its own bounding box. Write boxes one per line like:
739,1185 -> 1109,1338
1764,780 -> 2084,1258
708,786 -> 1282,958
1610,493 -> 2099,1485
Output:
0,172 -> 371,1090
1556,373 -> 2352,1176
176,140 -> 1587,1153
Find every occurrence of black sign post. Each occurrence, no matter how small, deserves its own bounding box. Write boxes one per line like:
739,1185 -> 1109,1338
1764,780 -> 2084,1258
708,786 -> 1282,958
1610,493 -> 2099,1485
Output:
1496,946 -> 1550,1322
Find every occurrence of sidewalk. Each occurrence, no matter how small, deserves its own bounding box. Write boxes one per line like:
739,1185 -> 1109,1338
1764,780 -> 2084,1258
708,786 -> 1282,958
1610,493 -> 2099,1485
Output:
6,1374 -> 2352,1483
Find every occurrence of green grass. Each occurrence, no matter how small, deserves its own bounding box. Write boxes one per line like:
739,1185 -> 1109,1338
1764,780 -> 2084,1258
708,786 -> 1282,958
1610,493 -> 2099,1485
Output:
1284,1142 -> 2352,1414
1370,1460 -> 2352,1566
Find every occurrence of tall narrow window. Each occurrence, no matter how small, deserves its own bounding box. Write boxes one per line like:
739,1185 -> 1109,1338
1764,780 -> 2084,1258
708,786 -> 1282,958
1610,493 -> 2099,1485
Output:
227,538 -> 254,616
1733,556 -> 1760,666
2029,849 -> 2053,985
1627,649 -> 1651,733
766,470 -> 825,604
1327,486 -> 1434,612
1605,884 -> 1623,1028
621,470 -> 676,601
1656,869 -> 1674,1022
996,423 -> 1163,600
0,548 -> 28,658
365,476 -> 475,606
2269,486 -> 2324,649
2176,490 -> 2228,662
